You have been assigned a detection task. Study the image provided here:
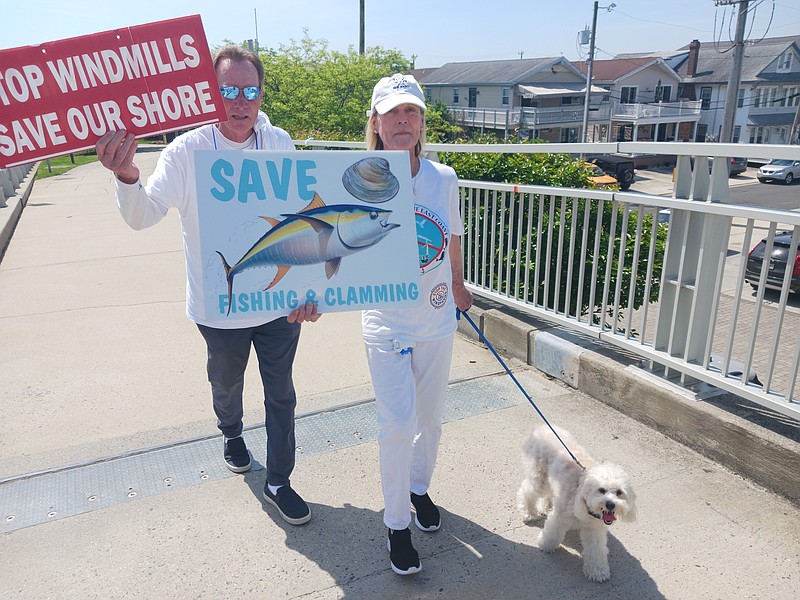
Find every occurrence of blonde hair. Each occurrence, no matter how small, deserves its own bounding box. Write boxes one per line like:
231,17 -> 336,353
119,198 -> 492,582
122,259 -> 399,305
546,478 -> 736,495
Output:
365,109 -> 426,157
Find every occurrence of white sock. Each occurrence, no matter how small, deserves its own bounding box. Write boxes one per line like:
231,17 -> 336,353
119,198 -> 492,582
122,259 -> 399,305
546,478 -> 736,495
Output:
223,435 -> 242,442
267,483 -> 283,495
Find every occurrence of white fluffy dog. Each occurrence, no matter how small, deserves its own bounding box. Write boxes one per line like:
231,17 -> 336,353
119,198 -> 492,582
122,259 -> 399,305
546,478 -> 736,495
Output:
516,424 -> 637,582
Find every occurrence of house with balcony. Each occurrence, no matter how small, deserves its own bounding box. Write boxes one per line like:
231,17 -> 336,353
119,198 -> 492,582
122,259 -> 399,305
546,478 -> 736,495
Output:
672,36 -> 800,145
572,57 -> 701,143
416,57 -> 607,142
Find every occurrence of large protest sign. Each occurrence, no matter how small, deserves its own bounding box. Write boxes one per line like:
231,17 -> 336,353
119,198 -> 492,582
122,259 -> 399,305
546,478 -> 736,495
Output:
0,15 -> 226,168
195,150 -> 422,326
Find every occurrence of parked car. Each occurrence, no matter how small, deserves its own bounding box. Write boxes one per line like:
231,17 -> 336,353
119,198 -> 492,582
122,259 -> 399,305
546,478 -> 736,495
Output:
744,231 -> 800,294
590,155 -> 635,190
582,162 -> 618,188
757,159 -> 800,184
690,156 -> 748,177
728,156 -> 748,177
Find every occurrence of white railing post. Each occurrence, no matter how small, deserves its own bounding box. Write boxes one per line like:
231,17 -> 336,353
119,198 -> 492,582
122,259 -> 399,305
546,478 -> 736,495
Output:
0,169 -> 14,201
656,152 -> 733,382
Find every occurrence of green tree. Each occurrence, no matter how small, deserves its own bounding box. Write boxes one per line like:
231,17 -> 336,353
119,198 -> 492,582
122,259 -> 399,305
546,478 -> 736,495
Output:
259,32 -> 408,140
425,99 -> 464,143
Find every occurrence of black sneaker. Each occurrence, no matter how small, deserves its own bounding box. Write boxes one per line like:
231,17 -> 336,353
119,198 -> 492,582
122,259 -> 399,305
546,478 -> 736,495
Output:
223,436 -> 251,473
387,527 -> 421,575
263,484 -> 311,525
411,492 -> 441,532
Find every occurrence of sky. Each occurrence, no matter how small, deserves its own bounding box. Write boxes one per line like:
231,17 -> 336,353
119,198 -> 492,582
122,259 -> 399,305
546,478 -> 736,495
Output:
2,0 -> 799,68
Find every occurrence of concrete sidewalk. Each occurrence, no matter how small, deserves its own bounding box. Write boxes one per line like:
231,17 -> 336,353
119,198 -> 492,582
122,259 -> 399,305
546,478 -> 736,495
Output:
0,153 -> 798,599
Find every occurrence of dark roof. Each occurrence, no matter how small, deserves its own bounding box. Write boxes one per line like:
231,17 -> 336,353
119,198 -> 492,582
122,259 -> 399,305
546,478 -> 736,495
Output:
674,38 -> 800,84
421,57 -> 578,85
749,113 -> 795,127
677,35 -> 800,51
410,67 -> 440,83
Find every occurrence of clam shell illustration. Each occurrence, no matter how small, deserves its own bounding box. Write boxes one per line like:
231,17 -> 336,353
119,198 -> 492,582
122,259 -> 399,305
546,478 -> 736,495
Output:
342,157 -> 400,204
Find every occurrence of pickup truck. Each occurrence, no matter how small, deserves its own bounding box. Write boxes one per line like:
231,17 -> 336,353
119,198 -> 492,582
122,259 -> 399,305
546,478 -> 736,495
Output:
588,155 -> 636,190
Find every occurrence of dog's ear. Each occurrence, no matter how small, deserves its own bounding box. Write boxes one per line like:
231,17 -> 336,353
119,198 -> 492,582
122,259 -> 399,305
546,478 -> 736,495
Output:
620,485 -> 637,522
573,473 -> 592,520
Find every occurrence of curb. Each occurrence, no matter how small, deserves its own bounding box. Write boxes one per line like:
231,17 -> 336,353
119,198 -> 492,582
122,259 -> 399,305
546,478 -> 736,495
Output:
0,164 -> 38,262
458,303 -> 800,505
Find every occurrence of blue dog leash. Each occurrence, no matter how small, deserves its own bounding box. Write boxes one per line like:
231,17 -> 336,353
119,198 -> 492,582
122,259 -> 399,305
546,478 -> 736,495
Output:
457,308 -> 586,471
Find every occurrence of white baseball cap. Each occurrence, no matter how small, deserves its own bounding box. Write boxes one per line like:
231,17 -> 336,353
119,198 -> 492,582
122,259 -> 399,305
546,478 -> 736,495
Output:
370,73 -> 427,115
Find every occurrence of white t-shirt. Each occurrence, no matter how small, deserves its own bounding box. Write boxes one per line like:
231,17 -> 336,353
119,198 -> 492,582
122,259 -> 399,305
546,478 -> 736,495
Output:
114,112 -> 295,328
362,157 -> 463,343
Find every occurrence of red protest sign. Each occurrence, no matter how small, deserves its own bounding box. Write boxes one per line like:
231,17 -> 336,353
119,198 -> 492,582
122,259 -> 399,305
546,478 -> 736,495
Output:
0,14 -> 227,168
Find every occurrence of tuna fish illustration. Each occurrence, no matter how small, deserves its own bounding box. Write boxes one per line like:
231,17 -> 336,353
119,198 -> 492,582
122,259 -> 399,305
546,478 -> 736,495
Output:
216,193 -> 400,314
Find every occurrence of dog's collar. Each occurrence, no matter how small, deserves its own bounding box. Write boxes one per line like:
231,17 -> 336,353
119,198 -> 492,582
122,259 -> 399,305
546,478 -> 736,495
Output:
588,509 -> 603,521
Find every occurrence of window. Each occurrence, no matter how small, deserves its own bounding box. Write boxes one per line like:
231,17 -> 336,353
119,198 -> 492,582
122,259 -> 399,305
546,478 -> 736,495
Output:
766,87 -> 778,106
560,127 -> 579,143
777,51 -> 793,73
752,88 -> 762,108
700,87 -> 712,110
561,96 -> 573,105
502,87 -> 510,106
733,125 -> 741,144
749,126 -> 763,144
453,88 -> 459,104
696,123 -> 708,142
738,89 -> 745,108
654,84 -> 672,102
764,87 -> 776,106
620,86 -> 637,103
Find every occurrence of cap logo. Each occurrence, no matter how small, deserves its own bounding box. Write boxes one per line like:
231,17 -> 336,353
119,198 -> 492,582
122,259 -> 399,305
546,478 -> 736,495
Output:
390,75 -> 412,91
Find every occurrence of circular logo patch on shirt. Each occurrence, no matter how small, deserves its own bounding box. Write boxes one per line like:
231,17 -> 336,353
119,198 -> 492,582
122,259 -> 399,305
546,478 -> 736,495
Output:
430,283 -> 449,308
416,206 -> 448,274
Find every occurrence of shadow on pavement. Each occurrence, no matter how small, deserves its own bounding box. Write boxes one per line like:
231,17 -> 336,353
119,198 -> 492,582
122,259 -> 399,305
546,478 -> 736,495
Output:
239,472 -> 664,599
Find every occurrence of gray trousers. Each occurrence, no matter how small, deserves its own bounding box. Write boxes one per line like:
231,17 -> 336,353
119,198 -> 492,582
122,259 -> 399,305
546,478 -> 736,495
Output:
197,318 -> 301,486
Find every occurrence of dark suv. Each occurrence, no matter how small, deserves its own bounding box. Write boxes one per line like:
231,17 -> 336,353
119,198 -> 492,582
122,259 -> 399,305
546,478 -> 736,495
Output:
589,155 -> 635,190
744,232 -> 800,294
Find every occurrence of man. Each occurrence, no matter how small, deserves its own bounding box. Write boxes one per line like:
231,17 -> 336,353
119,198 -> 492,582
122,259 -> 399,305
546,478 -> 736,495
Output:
96,45 -> 318,526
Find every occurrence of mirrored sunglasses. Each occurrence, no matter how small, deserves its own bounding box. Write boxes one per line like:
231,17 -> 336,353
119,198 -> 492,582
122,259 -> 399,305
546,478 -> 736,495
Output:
219,85 -> 261,101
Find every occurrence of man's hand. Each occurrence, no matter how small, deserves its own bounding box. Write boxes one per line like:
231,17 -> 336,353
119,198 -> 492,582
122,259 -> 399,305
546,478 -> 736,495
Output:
96,130 -> 140,184
287,301 -> 322,324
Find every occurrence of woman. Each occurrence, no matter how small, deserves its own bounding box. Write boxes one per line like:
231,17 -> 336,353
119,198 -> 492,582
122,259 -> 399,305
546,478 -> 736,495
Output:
362,74 -> 473,575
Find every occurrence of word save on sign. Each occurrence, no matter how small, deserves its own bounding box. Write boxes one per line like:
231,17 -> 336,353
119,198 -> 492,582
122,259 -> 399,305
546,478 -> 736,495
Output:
0,14 -> 227,168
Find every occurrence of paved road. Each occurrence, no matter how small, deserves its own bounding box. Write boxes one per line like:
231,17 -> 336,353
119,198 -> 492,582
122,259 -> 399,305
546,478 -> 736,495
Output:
631,165 -> 800,210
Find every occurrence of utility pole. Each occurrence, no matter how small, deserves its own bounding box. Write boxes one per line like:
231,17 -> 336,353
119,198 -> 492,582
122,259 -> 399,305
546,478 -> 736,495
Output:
581,1 -> 599,143
254,8 -> 259,53
580,3 -> 615,143
791,100 -> 800,145
359,0 -> 365,55
719,0 -> 749,144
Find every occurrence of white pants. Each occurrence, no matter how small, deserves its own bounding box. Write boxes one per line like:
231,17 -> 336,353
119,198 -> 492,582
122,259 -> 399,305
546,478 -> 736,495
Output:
365,335 -> 454,531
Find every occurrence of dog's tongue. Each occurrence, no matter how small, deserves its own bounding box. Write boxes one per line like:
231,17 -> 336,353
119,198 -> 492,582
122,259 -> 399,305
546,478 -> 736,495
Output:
602,511 -> 616,525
